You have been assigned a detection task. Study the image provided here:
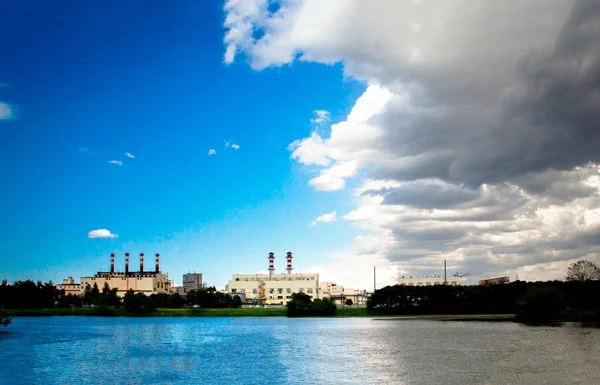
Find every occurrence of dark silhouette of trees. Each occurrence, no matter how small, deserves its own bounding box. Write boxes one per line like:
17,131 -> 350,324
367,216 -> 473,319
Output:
368,280 -> 600,320
345,299 -> 353,306
186,287 -> 234,308
566,260 -> 600,282
0,280 -> 56,309
123,289 -> 156,313
287,292 -> 336,317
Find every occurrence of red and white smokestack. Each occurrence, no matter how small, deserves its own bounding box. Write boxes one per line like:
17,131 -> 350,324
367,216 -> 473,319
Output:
155,253 -> 160,273
125,252 -> 130,275
140,253 -> 144,273
110,253 -> 115,273
286,251 -> 293,274
268,252 -> 275,279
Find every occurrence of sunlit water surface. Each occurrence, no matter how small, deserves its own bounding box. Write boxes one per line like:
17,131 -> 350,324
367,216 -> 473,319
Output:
1,317 -> 599,384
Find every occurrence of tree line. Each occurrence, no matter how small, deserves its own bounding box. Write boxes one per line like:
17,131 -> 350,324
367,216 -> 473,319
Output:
0,280 -> 242,314
368,260 -> 600,322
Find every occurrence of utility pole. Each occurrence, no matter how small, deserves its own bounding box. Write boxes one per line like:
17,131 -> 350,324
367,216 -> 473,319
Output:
444,260 -> 447,285
373,266 -> 376,292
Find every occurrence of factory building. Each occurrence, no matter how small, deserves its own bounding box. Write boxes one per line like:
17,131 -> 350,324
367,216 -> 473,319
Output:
171,273 -> 203,296
320,282 -> 371,306
226,252 -> 321,305
80,252 -> 172,297
55,277 -> 82,296
398,275 -> 461,286
183,273 -> 203,291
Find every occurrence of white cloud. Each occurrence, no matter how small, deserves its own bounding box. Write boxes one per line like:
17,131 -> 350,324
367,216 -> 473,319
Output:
88,229 -> 118,239
108,160 -> 123,166
311,110 -> 330,124
208,149 -> 217,156
231,144 -> 240,150
309,211 -> 337,226
125,152 -> 135,159
0,102 -> 13,120
224,0 -> 600,286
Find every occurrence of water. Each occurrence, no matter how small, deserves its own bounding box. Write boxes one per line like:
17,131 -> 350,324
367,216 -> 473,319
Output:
1,317 -> 599,385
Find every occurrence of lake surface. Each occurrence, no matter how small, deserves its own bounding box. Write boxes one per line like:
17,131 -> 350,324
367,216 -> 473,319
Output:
1,317 -> 599,385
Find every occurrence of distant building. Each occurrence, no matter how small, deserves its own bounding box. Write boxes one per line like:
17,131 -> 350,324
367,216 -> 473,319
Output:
321,282 -> 370,306
56,277 -> 82,296
479,277 -> 510,286
398,275 -> 461,286
183,273 -> 203,291
172,286 -> 187,296
226,252 -> 321,305
80,252 -> 172,297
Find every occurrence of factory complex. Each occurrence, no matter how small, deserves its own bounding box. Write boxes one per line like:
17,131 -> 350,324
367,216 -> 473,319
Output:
56,251 -> 503,306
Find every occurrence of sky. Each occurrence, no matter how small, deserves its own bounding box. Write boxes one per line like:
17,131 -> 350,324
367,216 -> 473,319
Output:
1,0 -> 599,289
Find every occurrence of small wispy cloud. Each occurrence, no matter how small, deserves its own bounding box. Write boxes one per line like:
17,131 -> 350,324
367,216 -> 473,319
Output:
88,229 -> 118,239
77,146 -> 88,153
0,102 -> 14,121
231,144 -> 240,150
208,149 -> 217,156
172,246 -> 180,252
225,141 -> 230,148
0,83 -> 11,88
108,160 -> 123,166
125,152 -> 135,159
309,211 -> 337,227
311,110 -> 330,124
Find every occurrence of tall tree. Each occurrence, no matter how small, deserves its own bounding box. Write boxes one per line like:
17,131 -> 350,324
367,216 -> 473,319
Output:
566,260 -> 600,282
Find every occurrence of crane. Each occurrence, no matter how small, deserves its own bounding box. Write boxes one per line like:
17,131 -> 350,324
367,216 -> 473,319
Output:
453,272 -> 471,278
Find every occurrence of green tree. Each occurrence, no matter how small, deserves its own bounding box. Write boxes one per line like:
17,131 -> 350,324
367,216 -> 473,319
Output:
345,299 -> 353,306
123,289 -> 156,313
516,287 -> 565,322
287,292 -> 336,317
566,260 -> 600,282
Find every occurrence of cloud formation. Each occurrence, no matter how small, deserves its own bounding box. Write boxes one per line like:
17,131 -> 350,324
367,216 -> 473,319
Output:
311,110 -> 330,124
224,0 -> 600,285
309,211 -> 337,227
88,229 -> 118,239
231,144 -> 240,150
108,160 -> 123,166
0,102 -> 13,120
208,149 -> 217,156
125,152 -> 135,159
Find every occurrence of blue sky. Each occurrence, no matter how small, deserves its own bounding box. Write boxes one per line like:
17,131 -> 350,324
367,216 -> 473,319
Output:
0,1 -> 366,286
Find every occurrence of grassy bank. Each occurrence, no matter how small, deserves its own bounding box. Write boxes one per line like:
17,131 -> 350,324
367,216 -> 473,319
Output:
6,307 -> 374,317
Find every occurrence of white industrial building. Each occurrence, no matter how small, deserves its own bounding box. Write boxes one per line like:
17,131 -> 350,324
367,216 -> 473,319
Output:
226,252 -> 322,305
397,275 -> 461,286
79,252 -> 172,296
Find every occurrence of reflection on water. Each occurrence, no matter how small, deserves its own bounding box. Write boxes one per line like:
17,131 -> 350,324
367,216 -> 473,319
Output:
1,317 -> 599,385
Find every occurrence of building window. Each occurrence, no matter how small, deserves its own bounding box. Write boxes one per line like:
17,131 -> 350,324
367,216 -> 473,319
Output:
232,289 -> 237,293
241,289 -> 245,293
252,288 -> 257,294
286,288 -> 292,294
277,288 -> 283,294
307,288 -> 313,294
269,288 -> 274,294
298,288 -> 304,293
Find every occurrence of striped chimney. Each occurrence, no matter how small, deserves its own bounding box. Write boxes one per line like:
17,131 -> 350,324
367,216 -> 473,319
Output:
140,253 -> 144,273
110,253 -> 115,273
125,252 -> 130,275
268,252 -> 275,274
155,253 -> 160,273
286,251 -> 293,274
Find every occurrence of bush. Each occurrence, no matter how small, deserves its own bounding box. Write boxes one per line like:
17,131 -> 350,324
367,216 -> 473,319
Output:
516,287 -> 565,322
123,290 -> 157,313
287,293 -> 336,317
